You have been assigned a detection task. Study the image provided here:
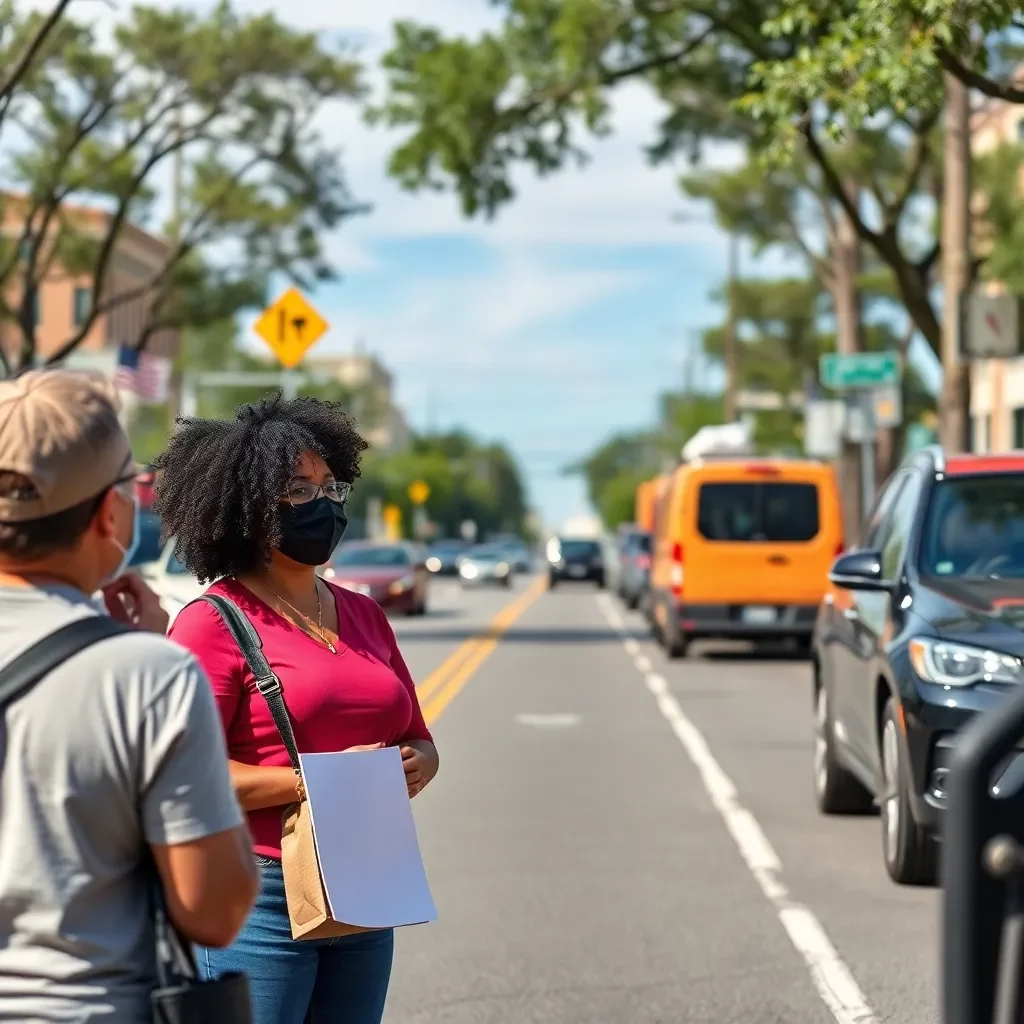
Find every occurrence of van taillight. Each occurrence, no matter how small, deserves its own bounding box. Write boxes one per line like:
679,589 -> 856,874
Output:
835,542 -> 844,557
636,554 -> 651,570
670,543 -> 684,597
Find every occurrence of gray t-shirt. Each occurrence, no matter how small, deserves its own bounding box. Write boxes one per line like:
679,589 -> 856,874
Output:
0,584 -> 244,1022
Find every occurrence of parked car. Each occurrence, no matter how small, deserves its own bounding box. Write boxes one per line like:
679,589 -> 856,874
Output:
617,529 -> 652,610
425,539 -> 470,576
458,544 -> 514,587
548,537 -> 605,588
813,447 -> 1024,886
135,540 -> 202,625
322,542 -> 428,615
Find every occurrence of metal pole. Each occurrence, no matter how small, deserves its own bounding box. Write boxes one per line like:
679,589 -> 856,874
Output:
281,371 -> 299,401
860,391 -> 876,517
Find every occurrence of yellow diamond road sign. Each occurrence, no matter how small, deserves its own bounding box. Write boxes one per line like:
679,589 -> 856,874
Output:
253,288 -> 328,368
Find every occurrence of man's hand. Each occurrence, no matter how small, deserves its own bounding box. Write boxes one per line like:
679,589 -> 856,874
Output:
102,573 -> 169,634
401,743 -> 436,798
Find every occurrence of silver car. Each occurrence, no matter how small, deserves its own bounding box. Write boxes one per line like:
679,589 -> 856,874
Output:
458,544 -> 515,587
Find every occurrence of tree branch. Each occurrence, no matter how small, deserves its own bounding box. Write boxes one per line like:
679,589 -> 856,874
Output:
0,0 -> 74,130
884,106 -> 940,227
938,46 -> 1024,104
800,120 -> 884,251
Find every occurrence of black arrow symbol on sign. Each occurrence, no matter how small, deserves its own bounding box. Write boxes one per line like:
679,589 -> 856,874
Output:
291,316 -> 306,340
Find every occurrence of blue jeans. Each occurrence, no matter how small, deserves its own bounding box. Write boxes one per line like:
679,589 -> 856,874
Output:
198,857 -> 394,1024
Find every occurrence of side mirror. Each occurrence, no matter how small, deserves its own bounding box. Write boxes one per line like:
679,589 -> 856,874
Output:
829,549 -> 887,591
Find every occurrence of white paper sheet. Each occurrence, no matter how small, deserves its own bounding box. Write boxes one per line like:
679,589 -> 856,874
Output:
299,747 -> 437,929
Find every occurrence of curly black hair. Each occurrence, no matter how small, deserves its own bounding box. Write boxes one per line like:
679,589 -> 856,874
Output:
152,392 -> 368,583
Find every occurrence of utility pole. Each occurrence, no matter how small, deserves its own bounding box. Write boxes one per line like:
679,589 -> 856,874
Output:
940,70 -> 972,453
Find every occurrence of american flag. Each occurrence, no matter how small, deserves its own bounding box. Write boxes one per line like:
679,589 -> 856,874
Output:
113,344 -> 171,402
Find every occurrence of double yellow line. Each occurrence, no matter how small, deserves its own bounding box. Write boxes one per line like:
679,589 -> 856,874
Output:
419,575 -> 547,724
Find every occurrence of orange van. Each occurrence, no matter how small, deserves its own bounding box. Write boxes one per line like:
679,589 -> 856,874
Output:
649,456 -> 843,657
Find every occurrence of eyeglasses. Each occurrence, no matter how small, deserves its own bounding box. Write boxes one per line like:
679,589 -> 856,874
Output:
284,480 -> 351,507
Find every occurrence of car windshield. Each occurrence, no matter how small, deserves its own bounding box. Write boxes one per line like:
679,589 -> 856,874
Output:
697,482 -> 820,542
334,546 -> 411,567
920,475 -> 1024,578
626,533 -> 651,554
129,512 -> 163,566
470,546 -> 503,559
431,542 -> 465,553
561,540 -> 600,558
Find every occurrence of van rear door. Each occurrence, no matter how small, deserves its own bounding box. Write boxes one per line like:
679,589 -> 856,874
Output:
683,470 -> 835,605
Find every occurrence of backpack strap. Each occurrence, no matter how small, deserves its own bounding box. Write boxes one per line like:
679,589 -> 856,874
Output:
0,616 -> 128,710
196,594 -> 301,772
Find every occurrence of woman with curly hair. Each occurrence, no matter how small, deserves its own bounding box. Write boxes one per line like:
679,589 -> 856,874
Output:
155,393 -> 438,1024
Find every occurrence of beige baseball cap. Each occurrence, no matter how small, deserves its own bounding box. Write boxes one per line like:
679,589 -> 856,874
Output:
0,369 -> 134,523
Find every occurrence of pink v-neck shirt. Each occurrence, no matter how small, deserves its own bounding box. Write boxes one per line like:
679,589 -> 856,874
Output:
169,578 -> 432,858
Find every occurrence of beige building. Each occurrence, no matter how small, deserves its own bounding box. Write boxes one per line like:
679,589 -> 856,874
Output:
307,352 -> 412,453
968,99 -> 1024,451
0,193 -> 179,367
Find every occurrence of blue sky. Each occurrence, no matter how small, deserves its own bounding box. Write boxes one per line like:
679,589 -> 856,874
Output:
215,0 -> 936,528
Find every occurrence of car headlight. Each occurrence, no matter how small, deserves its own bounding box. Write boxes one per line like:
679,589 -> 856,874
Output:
496,562 -> 509,576
460,563 -> 478,579
908,637 -> 1023,687
389,574 -> 416,595
545,539 -> 561,563
425,557 -> 441,572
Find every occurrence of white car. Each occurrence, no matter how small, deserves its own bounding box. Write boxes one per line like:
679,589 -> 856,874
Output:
136,540 -> 204,625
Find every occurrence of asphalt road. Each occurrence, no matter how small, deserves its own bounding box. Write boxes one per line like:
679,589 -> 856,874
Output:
387,575 -> 941,1024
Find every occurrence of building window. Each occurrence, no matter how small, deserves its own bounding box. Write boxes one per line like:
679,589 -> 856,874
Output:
73,287 -> 90,328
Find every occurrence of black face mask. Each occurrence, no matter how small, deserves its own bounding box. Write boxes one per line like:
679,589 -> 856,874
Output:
278,497 -> 348,566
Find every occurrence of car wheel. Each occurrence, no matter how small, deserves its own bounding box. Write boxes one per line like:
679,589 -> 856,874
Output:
548,575 -> 557,589
813,684 -> 873,814
596,574 -> 606,590
625,593 -> 639,611
663,611 -> 689,659
880,701 -> 938,886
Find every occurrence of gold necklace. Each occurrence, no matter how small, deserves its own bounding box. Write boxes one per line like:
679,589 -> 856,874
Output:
259,577 -> 336,654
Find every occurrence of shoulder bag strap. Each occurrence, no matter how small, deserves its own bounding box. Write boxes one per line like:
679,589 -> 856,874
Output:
0,615 -> 128,710
197,594 -> 302,772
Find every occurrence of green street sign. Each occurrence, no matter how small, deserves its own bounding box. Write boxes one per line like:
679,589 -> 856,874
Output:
819,352 -> 901,390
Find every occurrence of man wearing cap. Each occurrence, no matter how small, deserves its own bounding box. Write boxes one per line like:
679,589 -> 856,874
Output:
0,369 -> 258,1021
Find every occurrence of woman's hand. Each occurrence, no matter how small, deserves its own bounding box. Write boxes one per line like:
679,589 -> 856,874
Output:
401,741 -> 438,798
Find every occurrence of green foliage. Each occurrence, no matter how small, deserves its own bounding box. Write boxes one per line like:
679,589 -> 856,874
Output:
347,431 -> 529,541
371,2 -> 950,354
749,0 -> 1024,139
0,0 -> 366,373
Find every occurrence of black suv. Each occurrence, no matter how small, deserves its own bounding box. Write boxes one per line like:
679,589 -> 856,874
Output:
548,537 -> 605,588
813,447 -> 1024,886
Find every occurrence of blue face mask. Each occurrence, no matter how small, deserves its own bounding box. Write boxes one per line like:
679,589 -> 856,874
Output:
102,487 -> 140,586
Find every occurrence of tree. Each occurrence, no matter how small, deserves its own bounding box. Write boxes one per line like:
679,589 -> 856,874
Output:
750,1 -> 1024,122
0,0 -> 366,374
371,3 -> 944,356
348,431 -> 530,541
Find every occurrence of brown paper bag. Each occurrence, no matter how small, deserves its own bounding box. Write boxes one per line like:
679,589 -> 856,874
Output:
279,800 -> 373,941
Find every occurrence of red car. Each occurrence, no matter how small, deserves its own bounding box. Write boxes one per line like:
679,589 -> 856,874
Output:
321,542 -> 428,616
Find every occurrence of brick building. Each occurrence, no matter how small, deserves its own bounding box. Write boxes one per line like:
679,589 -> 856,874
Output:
0,193 -> 180,369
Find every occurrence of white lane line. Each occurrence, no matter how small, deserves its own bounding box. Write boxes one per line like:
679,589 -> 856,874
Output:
634,653 -> 652,674
597,594 -> 879,1024
623,637 -> 640,657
